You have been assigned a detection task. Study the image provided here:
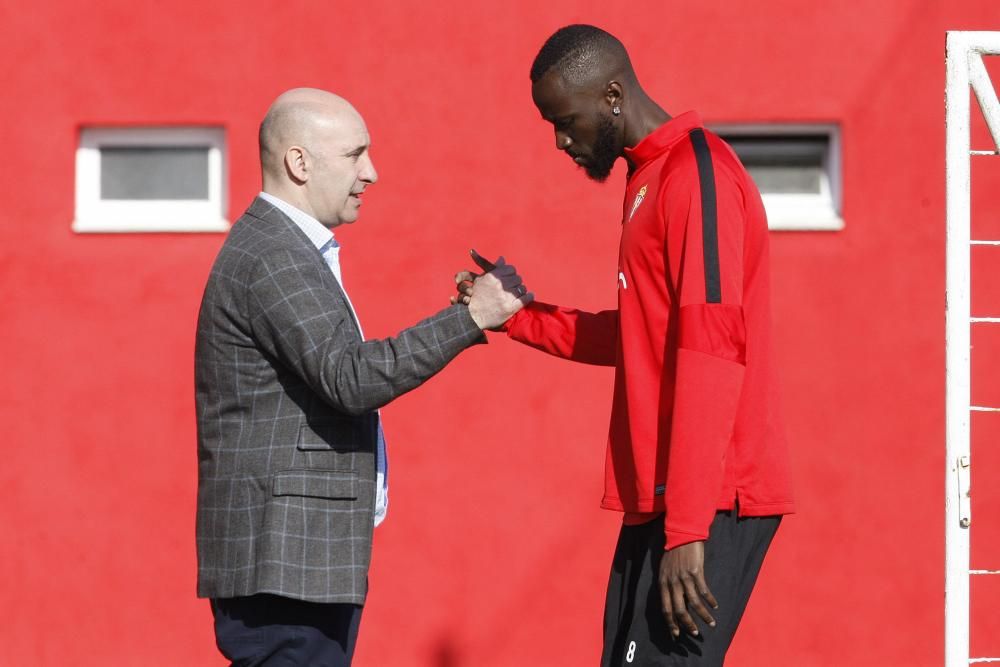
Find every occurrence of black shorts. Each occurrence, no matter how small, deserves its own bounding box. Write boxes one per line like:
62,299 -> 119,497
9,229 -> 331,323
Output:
601,511 -> 780,667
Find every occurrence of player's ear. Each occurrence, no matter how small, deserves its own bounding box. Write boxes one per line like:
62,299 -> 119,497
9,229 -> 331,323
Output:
606,81 -> 624,113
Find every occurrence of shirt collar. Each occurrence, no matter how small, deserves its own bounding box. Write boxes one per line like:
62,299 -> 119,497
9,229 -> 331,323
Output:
623,111 -> 704,170
258,191 -> 335,251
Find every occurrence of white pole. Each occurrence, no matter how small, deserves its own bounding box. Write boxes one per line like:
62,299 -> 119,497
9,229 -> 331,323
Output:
969,47 -> 1000,153
945,30 -> 972,667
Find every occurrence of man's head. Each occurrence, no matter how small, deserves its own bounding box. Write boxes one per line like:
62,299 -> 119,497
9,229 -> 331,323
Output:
259,88 -> 377,227
530,25 -> 635,182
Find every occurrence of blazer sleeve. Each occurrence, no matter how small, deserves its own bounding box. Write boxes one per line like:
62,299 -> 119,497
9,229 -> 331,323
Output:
246,246 -> 485,416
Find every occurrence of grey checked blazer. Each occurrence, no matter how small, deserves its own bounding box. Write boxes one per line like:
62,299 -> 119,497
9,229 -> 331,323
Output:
195,197 -> 484,604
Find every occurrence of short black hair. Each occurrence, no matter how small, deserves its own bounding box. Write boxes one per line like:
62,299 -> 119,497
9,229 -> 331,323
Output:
529,24 -> 629,84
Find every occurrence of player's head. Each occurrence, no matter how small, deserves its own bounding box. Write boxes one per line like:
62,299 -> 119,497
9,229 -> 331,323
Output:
530,25 -> 635,182
259,88 -> 378,228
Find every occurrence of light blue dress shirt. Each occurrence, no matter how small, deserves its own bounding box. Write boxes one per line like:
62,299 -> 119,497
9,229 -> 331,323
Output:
259,192 -> 389,527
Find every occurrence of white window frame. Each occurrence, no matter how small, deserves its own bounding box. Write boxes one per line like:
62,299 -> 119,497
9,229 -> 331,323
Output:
73,126 -> 229,233
711,123 -> 844,231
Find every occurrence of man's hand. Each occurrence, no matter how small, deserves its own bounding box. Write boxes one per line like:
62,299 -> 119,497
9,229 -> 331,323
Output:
659,541 -> 718,639
461,251 -> 533,330
451,271 -> 475,305
450,249 -> 494,306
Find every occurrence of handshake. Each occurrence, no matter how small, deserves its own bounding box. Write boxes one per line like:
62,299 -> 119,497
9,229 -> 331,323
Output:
450,249 -> 533,331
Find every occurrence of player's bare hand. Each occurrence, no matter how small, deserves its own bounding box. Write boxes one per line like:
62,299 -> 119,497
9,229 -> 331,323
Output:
658,541 -> 718,639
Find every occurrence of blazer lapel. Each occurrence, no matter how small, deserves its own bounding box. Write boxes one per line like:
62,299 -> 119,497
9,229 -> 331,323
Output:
246,196 -> 364,338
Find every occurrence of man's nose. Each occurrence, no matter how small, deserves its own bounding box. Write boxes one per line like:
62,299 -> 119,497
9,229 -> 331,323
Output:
555,130 -> 572,151
361,155 -> 378,184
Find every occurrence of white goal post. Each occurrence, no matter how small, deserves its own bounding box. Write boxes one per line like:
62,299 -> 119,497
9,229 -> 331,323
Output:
945,30 -> 1000,667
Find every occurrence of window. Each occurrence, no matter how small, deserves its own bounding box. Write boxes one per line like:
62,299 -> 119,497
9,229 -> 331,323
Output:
713,124 -> 843,231
74,127 -> 228,233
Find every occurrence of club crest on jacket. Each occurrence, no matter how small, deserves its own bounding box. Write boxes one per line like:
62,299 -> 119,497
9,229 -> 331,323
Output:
628,185 -> 648,221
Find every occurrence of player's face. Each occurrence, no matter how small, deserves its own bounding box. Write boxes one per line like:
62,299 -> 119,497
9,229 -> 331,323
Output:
306,114 -> 378,227
532,72 -> 622,182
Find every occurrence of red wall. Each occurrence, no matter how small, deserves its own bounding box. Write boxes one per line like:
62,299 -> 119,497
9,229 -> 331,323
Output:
2,1 -> 999,664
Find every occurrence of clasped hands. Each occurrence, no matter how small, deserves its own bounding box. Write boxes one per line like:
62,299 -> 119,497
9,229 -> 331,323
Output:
450,249 -> 532,331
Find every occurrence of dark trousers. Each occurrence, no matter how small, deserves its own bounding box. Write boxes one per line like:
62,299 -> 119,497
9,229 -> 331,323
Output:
601,510 -> 780,667
211,594 -> 363,667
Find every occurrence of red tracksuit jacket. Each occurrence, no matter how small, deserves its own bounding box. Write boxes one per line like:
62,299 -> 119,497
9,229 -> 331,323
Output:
504,112 -> 795,549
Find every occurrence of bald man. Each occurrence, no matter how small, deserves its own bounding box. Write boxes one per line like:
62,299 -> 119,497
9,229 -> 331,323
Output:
194,88 -> 530,666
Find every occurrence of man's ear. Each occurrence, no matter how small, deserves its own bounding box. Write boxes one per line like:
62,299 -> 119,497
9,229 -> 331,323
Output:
605,81 -> 624,111
284,146 -> 309,184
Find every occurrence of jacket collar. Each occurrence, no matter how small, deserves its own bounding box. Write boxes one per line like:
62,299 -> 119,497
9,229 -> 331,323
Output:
624,111 -> 704,170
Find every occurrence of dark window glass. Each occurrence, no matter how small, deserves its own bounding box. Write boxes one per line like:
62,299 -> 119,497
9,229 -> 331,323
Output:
720,135 -> 827,195
100,146 -> 210,200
